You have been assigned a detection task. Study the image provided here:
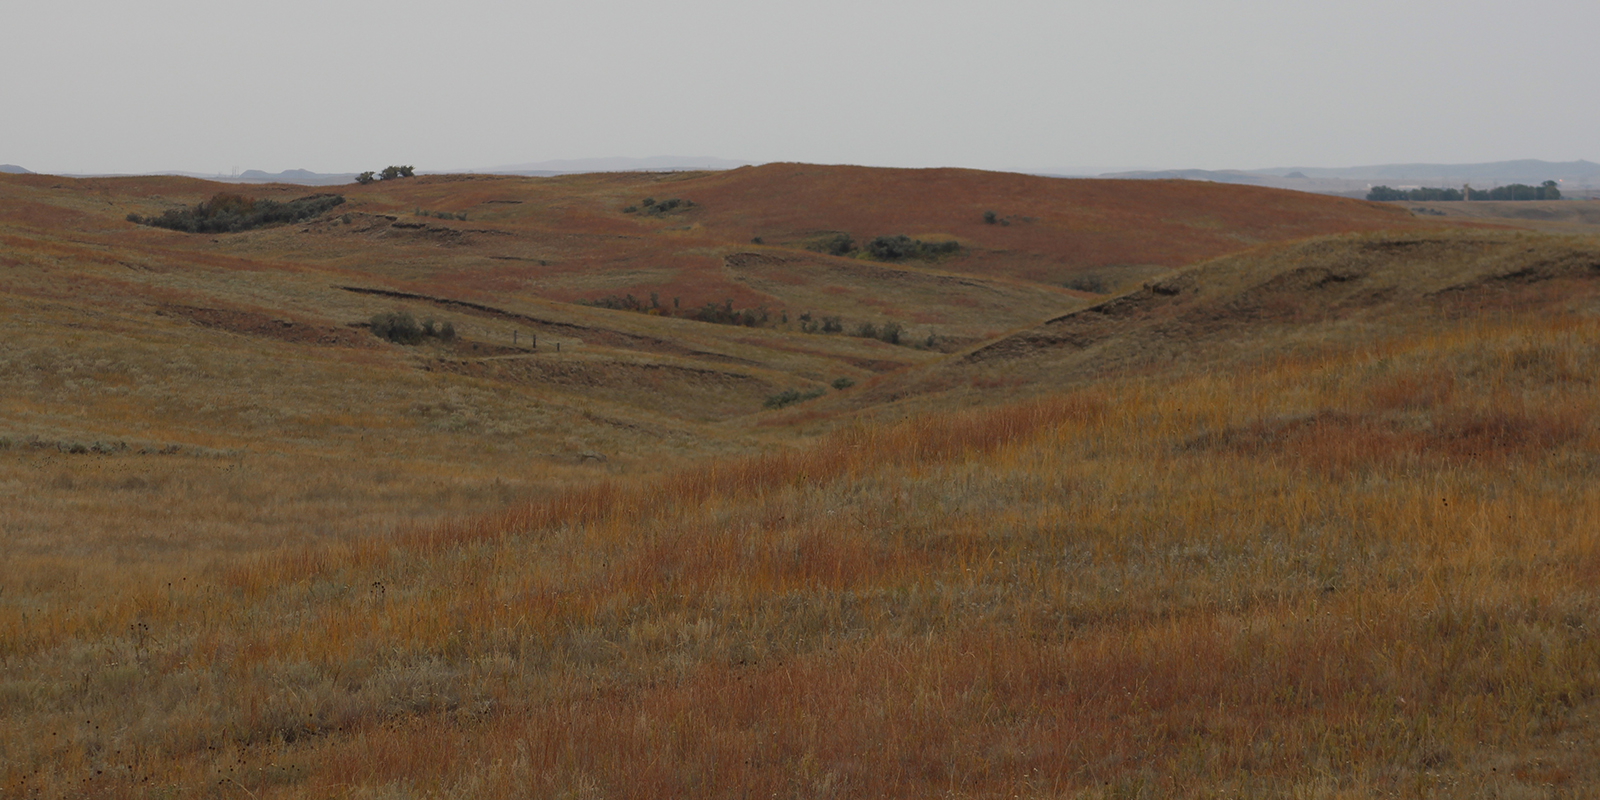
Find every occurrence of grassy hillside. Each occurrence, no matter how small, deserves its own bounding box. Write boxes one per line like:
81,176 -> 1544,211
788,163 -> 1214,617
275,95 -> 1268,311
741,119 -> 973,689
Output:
0,167 -> 1434,560
2,167 -> 1596,797
1393,199 -> 1600,235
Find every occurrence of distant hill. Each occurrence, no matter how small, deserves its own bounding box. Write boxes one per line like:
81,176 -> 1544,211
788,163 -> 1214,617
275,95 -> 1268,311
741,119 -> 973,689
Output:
145,159 -> 756,185
0,164 -> 33,174
1096,168 -> 1271,185
1093,159 -> 1600,197
479,156 -> 755,175
235,168 -> 357,186
1253,159 -> 1600,184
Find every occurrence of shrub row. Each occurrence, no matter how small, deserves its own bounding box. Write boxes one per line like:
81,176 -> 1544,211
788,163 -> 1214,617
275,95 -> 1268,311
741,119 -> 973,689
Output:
803,233 -> 960,261
796,312 -> 844,334
622,197 -> 693,215
763,376 -> 858,410
415,208 -> 468,221
762,387 -> 827,409
130,193 -> 345,234
0,436 -> 183,455
865,235 -> 960,261
579,295 -> 923,347
581,294 -> 775,327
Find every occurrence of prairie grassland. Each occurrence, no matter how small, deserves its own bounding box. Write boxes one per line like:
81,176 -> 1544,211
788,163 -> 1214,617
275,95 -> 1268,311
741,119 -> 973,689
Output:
1392,200 -> 1600,235
4,305 -> 1597,798
0,171 -> 1587,797
2,166 -> 1434,336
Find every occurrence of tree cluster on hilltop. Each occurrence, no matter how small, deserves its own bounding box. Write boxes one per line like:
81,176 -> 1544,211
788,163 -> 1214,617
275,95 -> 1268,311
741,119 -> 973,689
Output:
355,165 -> 416,185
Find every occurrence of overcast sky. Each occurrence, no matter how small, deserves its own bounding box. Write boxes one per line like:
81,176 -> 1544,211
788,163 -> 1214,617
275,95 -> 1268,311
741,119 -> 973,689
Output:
4,0 -> 1596,176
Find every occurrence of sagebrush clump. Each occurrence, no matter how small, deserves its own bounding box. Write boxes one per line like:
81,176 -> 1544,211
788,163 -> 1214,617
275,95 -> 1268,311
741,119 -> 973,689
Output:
369,311 -> 455,345
624,197 -> 693,215
864,235 -> 960,261
763,386 -> 827,409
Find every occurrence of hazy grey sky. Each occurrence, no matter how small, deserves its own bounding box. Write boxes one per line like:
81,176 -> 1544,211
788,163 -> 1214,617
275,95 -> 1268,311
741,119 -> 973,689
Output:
5,0 -> 1596,175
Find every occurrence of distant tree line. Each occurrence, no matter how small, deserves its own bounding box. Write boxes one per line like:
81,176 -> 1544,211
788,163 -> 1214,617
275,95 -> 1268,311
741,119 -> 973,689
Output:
1368,181 -> 1561,202
128,193 -> 345,234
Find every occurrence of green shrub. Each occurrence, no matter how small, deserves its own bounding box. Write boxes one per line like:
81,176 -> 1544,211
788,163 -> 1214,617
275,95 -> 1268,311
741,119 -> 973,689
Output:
852,320 -> 903,344
694,300 -> 768,327
1065,275 -> 1109,294
355,171 -> 376,185
584,294 -> 646,312
864,235 -> 960,261
831,377 -> 855,390
800,314 -> 843,334
763,387 -> 827,409
370,311 -> 423,344
878,321 -> 902,345
368,311 -> 459,345
807,233 -> 854,256
626,197 -> 692,216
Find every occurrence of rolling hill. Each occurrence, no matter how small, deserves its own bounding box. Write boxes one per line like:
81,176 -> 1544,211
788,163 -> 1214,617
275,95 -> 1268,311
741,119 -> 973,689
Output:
3,165 -> 1597,798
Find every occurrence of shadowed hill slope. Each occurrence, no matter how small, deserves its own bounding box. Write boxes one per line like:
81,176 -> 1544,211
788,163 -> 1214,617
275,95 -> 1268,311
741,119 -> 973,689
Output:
965,230 -> 1600,370
768,230 -> 1600,419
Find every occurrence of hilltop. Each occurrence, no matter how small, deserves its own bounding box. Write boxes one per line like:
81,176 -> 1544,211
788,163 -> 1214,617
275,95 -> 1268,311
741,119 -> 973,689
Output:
3,165 -> 1598,797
